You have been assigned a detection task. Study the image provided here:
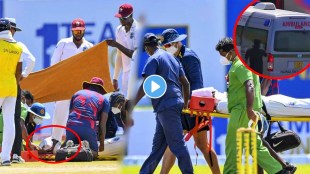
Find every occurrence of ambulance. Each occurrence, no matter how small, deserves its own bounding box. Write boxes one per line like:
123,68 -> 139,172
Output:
236,2 -> 310,77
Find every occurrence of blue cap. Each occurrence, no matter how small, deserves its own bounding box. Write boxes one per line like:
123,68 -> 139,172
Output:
161,29 -> 187,45
0,18 -> 11,32
28,103 -> 50,119
143,33 -> 159,44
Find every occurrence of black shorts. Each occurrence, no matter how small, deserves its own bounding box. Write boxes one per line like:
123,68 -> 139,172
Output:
181,113 -> 210,132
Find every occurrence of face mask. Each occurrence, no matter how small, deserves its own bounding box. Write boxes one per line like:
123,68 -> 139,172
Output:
33,117 -> 43,125
166,44 -> 178,55
220,56 -> 231,66
111,107 -> 121,114
225,52 -> 232,60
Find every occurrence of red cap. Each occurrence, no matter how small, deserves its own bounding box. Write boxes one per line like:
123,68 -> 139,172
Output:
115,4 -> 133,18
71,18 -> 85,31
82,77 -> 107,95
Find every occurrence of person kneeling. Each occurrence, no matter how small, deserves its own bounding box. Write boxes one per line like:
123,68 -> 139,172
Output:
63,77 -> 109,158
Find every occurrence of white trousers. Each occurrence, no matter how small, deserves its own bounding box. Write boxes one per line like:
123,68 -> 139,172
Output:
0,97 -> 16,162
126,60 -> 138,100
122,71 -> 130,97
51,100 -> 70,142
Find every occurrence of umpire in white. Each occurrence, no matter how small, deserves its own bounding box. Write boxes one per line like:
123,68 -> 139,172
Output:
3,17 -> 36,163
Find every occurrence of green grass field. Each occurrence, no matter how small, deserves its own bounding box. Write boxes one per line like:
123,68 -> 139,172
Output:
1,162 -> 308,174
122,164 -> 310,174
0,161 -> 121,174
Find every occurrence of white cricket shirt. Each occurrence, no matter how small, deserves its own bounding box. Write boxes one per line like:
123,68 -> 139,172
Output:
113,19 -> 141,79
51,37 -> 93,66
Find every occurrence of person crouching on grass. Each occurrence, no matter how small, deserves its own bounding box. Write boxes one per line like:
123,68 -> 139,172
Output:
22,103 -> 50,151
63,77 -> 110,158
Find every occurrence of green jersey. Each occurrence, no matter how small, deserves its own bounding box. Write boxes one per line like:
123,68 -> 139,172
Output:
227,58 -> 262,112
0,103 -> 28,134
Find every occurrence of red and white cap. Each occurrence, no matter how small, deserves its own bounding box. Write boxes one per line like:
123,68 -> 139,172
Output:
115,4 -> 133,18
71,18 -> 85,30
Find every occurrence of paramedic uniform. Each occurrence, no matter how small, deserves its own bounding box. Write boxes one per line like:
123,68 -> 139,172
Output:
223,58 -> 282,174
140,49 -> 193,174
66,89 -> 110,152
0,39 -> 23,162
113,19 -> 140,97
176,45 -> 205,132
105,111 -> 119,139
50,37 -> 93,142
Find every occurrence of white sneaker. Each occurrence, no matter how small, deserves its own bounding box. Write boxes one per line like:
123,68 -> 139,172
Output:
12,154 -> 25,163
66,140 -> 74,147
1,160 -> 11,166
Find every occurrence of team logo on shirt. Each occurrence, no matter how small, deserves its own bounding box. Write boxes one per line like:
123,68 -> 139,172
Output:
83,46 -> 88,51
40,109 -> 45,115
289,102 -> 296,106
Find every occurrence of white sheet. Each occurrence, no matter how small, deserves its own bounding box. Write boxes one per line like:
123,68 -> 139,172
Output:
216,94 -> 310,117
192,87 -> 227,104
99,135 -> 126,157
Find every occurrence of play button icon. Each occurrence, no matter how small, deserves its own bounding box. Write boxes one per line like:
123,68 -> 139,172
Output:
151,81 -> 160,92
143,75 -> 167,99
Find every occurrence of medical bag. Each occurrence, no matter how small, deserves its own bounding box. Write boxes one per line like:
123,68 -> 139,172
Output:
189,96 -> 215,112
264,121 -> 301,152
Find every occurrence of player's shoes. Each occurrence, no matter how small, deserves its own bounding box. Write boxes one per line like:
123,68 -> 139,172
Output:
66,140 -> 74,147
1,160 -> 11,166
12,154 -> 25,163
286,162 -> 297,174
82,140 -> 90,149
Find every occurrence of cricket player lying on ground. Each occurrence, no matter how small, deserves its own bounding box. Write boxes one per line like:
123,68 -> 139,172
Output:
39,78 -> 126,158
192,87 -> 310,117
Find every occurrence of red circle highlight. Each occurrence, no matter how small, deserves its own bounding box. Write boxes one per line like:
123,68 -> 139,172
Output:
25,124 -> 82,164
232,0 -> 310,80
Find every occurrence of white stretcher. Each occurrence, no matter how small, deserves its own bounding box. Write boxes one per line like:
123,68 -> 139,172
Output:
183,110 -> 310,122
190,88 -> 310,122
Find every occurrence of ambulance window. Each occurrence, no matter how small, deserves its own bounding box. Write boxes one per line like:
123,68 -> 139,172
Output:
241,27 -> 268,51
274,31 -> 310,52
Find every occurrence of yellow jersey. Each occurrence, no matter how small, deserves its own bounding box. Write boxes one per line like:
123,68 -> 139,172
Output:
0,40 -> 22,97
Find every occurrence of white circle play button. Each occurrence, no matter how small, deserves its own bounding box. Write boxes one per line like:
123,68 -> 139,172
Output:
143,75 -> 167,99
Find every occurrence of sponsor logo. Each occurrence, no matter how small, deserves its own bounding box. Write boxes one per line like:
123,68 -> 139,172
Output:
273,140 -> 283,147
